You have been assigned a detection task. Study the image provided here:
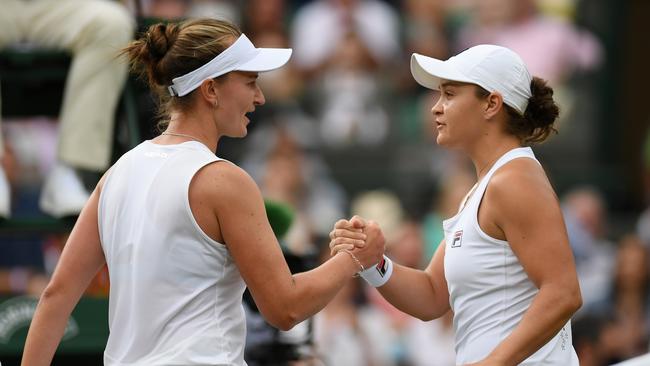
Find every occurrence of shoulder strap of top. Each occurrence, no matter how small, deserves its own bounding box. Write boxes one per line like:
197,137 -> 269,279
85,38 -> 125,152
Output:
468,147 -> 539,207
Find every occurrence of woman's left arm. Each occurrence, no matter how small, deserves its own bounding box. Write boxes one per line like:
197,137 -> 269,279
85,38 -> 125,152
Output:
471,159 -> 582,366
21,181 -> 107,365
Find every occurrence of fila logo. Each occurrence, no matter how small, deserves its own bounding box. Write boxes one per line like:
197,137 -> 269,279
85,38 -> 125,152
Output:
452,230 -> 463,248
375,258 -> 388,277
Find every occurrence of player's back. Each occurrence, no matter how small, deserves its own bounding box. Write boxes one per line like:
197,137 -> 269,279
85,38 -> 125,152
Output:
98,140 -> 247,365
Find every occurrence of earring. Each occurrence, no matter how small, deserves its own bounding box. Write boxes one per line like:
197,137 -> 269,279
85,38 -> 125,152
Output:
214,100 -> 219,108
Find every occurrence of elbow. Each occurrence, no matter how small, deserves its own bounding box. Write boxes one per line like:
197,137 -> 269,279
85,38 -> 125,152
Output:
39,281 -> 62,303
269,313 -> 299,331
414,306 -> 448,322
263,309 -> 300,331
416,314 -> 436,322
415,311 -> 438,322
569,289 -> 583,314
559,285 -> 582,317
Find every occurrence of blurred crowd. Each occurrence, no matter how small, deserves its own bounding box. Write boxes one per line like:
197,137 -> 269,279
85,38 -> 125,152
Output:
1,0 -> 649,365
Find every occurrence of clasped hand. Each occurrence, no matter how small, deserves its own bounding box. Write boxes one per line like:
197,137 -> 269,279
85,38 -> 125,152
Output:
328,215 -> 385,270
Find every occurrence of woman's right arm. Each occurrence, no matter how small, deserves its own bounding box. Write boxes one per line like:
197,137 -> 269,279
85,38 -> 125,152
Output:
203,163 -> 385,330
331,220 -> 450,321
375,241 -> 450,320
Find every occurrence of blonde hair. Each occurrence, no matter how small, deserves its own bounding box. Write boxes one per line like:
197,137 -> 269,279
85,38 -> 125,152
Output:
121,18 -> 241,127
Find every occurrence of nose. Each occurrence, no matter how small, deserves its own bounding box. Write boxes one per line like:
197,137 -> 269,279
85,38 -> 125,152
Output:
431,94 -> 443,116
254,84 -> 265,106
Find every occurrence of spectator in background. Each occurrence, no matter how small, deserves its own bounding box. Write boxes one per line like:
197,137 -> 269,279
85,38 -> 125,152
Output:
562,186 -> 616,313
597,235 -> 650,363
572,314 -> 607,366
243,0 -> 287,42
455,0 -> 602,85
291,0 -> 399,76
141,0 -> 191,19
242,122 -> 346,256
186,0 -> 240,23
454,0 -> 603,147
290,0 -> 400,148
0,0 -> 134,218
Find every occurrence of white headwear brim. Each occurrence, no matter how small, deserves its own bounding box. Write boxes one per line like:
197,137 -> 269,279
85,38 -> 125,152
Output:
411,53 -> 474,90
168,34 -> 292,97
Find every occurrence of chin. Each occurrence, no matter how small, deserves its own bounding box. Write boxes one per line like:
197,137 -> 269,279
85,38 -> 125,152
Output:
435,135 -> 449,147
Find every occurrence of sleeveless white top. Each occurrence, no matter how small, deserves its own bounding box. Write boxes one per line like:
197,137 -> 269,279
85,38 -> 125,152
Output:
98,141 -> 247,365
443,147 -> 579,365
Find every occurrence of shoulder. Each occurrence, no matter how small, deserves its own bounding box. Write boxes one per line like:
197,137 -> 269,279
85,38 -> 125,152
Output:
192,160 -> 262,205
490,157 -> 553,195
486,157 -> 559,220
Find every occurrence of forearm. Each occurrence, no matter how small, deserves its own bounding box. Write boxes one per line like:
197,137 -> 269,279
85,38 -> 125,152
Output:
377,264 -> 449,321
484,284 -> 580,365
290,252 -> 359,316
21,290 -> 80,365
259,251 -> 359,330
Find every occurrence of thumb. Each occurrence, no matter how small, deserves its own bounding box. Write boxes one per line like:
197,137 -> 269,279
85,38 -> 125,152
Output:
350,215 -> 367,229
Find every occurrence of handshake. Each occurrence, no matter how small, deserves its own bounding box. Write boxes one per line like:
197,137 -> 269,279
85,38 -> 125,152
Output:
328,216 -> 394,287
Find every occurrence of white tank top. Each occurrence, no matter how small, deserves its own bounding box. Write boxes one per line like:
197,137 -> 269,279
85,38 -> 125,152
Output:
98,141 -> 247,365
443,147 -> 579,365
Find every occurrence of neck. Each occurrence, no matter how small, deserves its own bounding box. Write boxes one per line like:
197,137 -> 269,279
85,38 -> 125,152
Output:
467,135 -> 521,180
163,111 -> 219,153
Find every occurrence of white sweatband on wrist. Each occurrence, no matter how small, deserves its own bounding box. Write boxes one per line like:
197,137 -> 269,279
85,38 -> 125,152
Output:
359,255 -> 393,287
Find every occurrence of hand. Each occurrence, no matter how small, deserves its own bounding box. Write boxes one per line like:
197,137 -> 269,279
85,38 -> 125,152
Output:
328,215 -> 367,256
354,219 -> 385,268
329,215 -> 385,269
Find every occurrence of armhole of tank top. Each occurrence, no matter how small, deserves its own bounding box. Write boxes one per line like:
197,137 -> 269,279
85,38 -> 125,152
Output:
97,164 -> 119,247
473,155 -> 540,246
184,159 -> 227,248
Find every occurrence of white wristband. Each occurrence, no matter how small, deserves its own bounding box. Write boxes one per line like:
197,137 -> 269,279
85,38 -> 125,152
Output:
359,255 -> 393,287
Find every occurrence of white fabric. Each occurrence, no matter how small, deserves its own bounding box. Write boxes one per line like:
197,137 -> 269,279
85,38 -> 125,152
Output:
359,255 -> 393,287
442,147 -> 579,365
168,34 -> 292,97
411,45 -> 533,114
98,141 -> 247,365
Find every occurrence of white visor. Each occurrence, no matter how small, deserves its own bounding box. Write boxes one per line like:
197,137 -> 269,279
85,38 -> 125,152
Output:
168,34 -> 292,97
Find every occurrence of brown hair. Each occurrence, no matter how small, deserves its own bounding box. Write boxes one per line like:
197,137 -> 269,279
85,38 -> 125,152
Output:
121,18 -> 241,127
475,77 -> 560,144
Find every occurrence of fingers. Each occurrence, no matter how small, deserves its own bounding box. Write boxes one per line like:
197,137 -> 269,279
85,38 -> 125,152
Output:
351,220 -> 386,267
334,219 -> 363,232
329,216 -> 370,256
330,243 -> 354,255
329,236 -> 366,256
350,215 -> 367,229
329,228 -> 366,241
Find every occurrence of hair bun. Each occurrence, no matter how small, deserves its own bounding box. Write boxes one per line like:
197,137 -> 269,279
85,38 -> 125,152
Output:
525,77 -> 559,130
145,23 -> 179,62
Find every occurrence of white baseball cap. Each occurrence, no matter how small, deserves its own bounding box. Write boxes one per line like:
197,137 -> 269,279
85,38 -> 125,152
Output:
411,45 -> 532,115
168,34 -> 292,97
